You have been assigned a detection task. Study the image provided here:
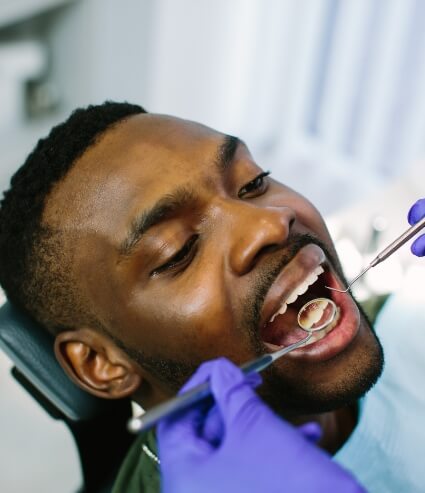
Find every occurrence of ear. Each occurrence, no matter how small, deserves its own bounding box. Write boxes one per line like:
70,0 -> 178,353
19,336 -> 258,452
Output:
54,328 -> 142,399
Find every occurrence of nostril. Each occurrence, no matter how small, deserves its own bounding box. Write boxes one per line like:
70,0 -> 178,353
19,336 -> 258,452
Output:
251,243 -> 281,267
289,217 -> 295,230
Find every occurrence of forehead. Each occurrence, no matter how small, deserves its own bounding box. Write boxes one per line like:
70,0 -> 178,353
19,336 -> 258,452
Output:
44,114 -> 226,232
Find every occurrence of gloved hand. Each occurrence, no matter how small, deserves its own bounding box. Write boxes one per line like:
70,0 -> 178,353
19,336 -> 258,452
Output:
408,198 -> 425,256
158,358 -> 365,493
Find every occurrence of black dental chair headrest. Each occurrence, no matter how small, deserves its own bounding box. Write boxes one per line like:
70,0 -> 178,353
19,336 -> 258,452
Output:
0,301 -> 109,421
0,301 -> 135,493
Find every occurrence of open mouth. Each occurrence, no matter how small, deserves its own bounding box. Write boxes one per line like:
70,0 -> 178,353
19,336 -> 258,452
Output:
261,264 -> 337,346
259,244 -> 360,361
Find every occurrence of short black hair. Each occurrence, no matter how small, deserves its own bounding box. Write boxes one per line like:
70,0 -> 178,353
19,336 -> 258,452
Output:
0,101 -> 147,333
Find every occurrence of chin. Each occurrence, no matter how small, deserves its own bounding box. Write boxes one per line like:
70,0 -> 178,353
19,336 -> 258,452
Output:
258,326 -> 384,417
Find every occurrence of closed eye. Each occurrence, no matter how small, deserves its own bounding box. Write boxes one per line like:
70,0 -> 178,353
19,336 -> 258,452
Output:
238,171 -> 270,199
151,235 -> 199,276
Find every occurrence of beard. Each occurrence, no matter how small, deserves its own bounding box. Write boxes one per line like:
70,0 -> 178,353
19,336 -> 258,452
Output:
258,326 -> 383,417
120,232 -> 384,417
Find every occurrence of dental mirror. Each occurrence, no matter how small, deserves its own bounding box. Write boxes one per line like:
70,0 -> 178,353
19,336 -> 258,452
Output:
297,297 -> 337,332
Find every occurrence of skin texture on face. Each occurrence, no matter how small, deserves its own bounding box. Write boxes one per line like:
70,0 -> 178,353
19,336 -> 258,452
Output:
48,114 -> 383,449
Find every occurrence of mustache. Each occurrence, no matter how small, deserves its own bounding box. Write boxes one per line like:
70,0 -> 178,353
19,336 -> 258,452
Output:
242,232 -> 343,346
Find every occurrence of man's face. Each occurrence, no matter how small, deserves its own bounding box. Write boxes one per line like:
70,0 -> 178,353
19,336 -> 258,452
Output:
47,114 -> 383,414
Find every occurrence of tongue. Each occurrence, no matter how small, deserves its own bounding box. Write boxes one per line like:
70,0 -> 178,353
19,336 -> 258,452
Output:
261,308 -> 307,346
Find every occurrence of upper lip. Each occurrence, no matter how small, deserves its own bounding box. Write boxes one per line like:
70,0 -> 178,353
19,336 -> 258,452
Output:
259,243 -> 327,329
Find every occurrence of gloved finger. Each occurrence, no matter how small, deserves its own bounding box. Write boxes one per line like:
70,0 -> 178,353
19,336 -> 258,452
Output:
163,358 -> 262,447
158,413 -> 213,464
158,360 -> 220,453
411,234 -> 425,257
176,358 -> 260,438
179,358 -> 261,395
244,371 -> 263,389
208,358 -> 265,430
201,405 -> 224,446
158,390 -> 215,459
408,198 -> 425,225
178,360 -> 221,394
298,422 -> 322,443
202,366 -> 262,445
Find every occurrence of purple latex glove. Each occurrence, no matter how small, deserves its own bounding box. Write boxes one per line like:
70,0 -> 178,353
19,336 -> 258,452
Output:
158,358 -> 365,493
408,198 -> 425,256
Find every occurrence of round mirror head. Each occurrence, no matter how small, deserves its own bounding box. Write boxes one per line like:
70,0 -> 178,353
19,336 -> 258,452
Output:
297,297 -> 337,332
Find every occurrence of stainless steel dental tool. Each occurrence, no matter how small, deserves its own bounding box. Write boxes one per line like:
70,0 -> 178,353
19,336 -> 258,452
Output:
127,298 -> 337,434
326,216 -> 425,293
127,336 -> 312,434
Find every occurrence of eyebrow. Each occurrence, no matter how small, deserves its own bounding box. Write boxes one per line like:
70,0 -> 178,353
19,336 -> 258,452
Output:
215,135 -> 240,172
119,186 -> 196,257
119,134 -> 241,257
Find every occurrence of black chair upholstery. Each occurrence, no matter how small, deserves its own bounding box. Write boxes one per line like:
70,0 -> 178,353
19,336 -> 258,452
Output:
0,302 -> 135,493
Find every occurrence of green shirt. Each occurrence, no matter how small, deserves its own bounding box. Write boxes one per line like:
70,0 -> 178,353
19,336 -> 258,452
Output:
112,430 -> 160,493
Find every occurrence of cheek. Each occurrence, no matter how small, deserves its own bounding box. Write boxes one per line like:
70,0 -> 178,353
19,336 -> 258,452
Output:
294,195 -> 330,237
269,184 -> 332,243
291,194 -> 340,260
129,278 -> 239,359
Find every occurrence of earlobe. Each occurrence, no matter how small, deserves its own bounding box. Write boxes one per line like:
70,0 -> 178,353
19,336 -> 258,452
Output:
54,329 -> 142,399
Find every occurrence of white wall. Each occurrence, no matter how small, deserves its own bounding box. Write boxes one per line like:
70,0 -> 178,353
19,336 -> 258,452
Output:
2,0 -> 425,214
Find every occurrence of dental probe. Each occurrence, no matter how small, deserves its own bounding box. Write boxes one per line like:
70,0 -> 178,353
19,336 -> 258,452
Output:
327,215 -> 425,293
127,332 -> 313,434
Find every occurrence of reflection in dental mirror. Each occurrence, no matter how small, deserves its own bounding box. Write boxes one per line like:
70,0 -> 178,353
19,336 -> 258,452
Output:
297,298 -> 337,332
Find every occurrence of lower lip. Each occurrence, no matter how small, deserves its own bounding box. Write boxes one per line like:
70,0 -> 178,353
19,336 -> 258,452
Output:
265,272 -> 361,363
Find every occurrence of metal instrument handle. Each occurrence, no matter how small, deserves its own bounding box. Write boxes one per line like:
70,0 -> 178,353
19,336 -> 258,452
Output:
372,216 -> 425,266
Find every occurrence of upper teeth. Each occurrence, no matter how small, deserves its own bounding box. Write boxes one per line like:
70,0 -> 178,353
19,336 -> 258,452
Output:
269,265 -> 324,323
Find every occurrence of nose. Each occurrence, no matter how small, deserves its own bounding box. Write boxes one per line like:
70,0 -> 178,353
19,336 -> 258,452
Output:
226,203 -> 296,275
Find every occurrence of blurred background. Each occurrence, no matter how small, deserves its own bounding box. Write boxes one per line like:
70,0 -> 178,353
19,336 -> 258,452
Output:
0,0 -> 424,491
